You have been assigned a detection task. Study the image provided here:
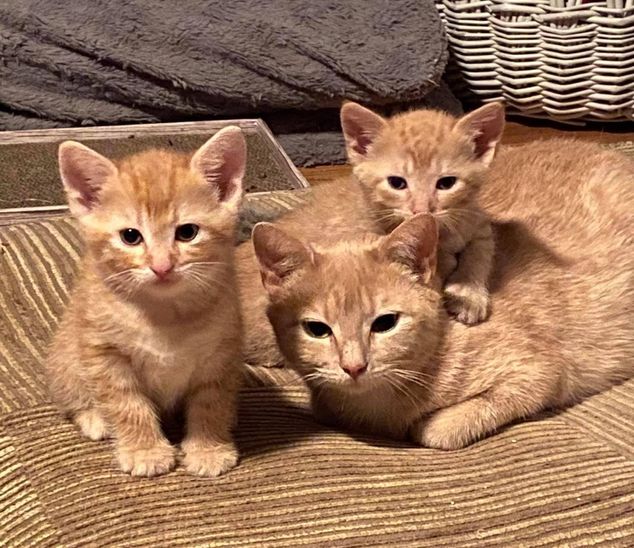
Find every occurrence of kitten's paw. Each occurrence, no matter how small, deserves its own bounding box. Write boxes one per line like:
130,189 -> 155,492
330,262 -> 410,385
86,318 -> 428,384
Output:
444,283 -> 489,325
410,407 -> 475,450
75,409 -> 109,441
117,442 -> 176,477
182,441 -> 238,477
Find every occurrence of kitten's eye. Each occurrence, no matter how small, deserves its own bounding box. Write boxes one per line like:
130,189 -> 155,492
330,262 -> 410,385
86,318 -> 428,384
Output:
175,223 -> 199,242
120,228 -> 143,246
371,313 -> 400,333
436,176 -> 457,190
302,320 -> 332,339
387,176 -> 408,190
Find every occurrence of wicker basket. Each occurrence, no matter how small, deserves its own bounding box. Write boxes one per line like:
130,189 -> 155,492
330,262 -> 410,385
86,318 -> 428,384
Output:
437,0 -> 634,122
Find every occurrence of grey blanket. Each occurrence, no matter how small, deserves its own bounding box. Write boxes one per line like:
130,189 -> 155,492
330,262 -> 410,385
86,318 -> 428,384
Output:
0,0 -> 456,165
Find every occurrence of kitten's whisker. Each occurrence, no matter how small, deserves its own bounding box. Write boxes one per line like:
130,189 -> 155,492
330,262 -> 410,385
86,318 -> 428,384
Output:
104,268 -> 139,285
187,270 -> 237,295
183,261 -> 229,269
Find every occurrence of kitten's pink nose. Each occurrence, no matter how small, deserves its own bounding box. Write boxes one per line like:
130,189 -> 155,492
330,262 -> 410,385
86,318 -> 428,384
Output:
342,363 -> 368,380
413,198 -> 437,214
150,261 -> 174,280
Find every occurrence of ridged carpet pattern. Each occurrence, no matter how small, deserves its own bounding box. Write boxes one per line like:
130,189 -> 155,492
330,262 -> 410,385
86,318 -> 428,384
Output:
0,191 -> 633,546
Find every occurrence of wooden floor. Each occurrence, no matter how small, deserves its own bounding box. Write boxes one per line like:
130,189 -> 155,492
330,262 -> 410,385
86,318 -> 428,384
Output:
300,117 -> 634,186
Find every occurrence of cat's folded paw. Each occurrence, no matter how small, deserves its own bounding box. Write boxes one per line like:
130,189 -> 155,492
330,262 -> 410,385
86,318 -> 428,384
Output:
410,408 -> 474,450
182,441 -> 238,477
75,408 -> 109,441
117,442 -> 176,477
444,283 -> 489,325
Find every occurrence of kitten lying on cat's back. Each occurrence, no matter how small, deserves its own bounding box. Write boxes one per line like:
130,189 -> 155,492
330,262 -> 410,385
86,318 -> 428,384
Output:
340,101 -> 505,325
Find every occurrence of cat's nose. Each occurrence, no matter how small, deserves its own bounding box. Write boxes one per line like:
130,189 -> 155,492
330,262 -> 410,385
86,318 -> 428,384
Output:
342,363 -> 368,380
150,261 -> 174,280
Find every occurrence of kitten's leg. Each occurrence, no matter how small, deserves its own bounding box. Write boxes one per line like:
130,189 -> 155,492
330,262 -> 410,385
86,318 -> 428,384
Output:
410,380 -> 552,450
182,375 -> 240,477
436,249 -> 458,281
75,408 -> 109,441
444,223 -> 494,325
46,334 -> 109,441
88,351 -> 175,477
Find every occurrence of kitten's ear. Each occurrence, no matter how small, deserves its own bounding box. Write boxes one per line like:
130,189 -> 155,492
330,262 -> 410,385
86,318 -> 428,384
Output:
58,141 -> 118,217
190,126 -> 246,209
455,102 -> 505,166
340,102 -> 387,165
380,214 -> 438,284
252,222 -> 315,293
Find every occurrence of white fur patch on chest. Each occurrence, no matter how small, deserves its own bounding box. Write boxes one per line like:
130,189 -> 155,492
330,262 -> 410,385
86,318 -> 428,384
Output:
122,326 -> 211,411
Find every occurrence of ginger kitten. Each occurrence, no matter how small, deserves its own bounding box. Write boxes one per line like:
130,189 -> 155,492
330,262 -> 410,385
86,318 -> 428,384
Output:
251,140 -> 634,449
46,128 -> 245,477
341,102 -> 505,325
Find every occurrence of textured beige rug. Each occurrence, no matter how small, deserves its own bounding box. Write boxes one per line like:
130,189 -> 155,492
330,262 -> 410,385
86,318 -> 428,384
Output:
1,183 -> 633,546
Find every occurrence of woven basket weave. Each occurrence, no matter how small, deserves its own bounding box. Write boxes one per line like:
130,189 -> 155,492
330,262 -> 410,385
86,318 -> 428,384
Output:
437,0 -> 634,122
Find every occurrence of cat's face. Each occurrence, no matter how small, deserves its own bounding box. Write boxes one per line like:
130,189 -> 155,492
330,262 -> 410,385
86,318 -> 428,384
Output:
253,215 -> 441,391
59,127 -> 245,299
341,102 -> 505,230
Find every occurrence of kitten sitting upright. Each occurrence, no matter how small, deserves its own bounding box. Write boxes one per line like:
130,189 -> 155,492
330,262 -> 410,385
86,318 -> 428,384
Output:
340,102 -> 505,325
46,128 -> 245,477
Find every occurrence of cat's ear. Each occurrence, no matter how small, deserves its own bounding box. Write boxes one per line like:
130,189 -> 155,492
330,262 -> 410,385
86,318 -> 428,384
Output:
380,214 -> 438,284
190,126 -> 246,209
58,141 -> 118,217
455,102 -> 505,166
340,102 -> 387,165
252,222 -> 315,294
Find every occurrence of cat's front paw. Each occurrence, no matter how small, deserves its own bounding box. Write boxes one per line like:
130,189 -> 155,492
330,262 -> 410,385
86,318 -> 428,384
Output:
444,283 -> 489,325
182,441 -> 238,477
410,407 -> 475,450
117,442 -> 176,477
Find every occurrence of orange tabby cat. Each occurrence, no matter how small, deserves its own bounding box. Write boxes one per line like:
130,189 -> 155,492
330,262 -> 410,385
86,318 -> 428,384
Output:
47,128 -> 245,476
250,138 -> 634,449
340,102 -> 505,324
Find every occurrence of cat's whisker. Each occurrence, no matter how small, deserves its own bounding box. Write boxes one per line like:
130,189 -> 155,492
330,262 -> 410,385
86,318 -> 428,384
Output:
383,376 -> 420,409
187,269 -> 237,295
103,268 -> 139,285
435,213 -> 461,233
440,207 -> 484,216
390,368 -> 436,381
183,260 -> 229,270
390,371 -> 433,391
391,367 -> 454,391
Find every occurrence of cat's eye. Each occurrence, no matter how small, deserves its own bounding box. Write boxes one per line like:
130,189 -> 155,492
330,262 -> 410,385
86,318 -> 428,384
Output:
175,223 -> 199,242
436,176 -> 457,190
120,228 -> 143,246
371,313 -> 400,333
387,176 -> 408,190
302,320 -> 332,339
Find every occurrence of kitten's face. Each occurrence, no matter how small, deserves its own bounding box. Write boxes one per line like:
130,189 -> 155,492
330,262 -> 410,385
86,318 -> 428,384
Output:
341,103 -> 505,230
254,215 -> 440,392
59,128 -> 246,299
